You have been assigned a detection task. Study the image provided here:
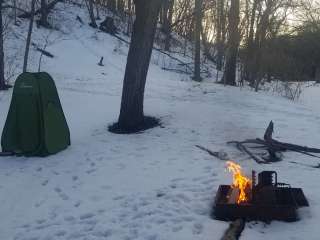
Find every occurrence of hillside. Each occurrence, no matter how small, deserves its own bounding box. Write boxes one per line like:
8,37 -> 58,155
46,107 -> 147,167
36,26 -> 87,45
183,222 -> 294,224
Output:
1,3 -> 320,240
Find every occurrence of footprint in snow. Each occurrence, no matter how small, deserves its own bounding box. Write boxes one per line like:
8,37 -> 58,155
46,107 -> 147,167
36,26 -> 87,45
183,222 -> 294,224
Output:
34,199 -> 46,208
192,222 -> 203,235
172,225 -> 183,232
41,180 -> 49,186
145,234 -> 158,240
80,213 -> 95,220
35,219 -> 46,224
86,168 -> 97,174
54,187 -> 69,200
52,171 -> 60,175
74,200 -> 81,207
55,230 -> 67,237
64,216 -> 76,222
92,229 -> 113,238
101,185 -> 112,190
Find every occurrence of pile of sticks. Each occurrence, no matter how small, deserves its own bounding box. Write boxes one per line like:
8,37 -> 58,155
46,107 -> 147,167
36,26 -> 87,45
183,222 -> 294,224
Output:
228,121 -> 320,164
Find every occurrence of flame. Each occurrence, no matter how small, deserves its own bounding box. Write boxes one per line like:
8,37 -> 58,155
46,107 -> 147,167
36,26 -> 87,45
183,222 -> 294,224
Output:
226,161 -> 252,204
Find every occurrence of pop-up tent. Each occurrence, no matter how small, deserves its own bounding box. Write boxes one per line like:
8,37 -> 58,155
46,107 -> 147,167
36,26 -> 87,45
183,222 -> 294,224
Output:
1,72 -> 70,157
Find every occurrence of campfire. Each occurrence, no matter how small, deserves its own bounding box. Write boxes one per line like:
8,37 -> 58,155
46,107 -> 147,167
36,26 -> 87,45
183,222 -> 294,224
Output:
227,161 -> 252,204
213,161 -> 309,222
226,161 -> 252,204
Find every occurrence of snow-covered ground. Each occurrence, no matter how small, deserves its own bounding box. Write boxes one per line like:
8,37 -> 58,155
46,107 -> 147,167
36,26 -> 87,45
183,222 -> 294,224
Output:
1,3 -> 320,240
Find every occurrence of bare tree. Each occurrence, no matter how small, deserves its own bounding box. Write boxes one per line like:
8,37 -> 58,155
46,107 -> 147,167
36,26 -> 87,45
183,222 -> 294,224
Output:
19,0 -> 61,19
216,0 -> 226,71
223,0 -> 240,86
162,0 -> 174,51
126,0 -> 133,35
13,0 -> 17,25
107,0 -> 116,12
96,0 -> 101,20
0,0 -> 5,90
117,0 -> 125,14
23,0 -> 36,73
39,0 -> 50,28
88,0 -> 98,28
113,0 -> 163,132
194,0 -> 202,82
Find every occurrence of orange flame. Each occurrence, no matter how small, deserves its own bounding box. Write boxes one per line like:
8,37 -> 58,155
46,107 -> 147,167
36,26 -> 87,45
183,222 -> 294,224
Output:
226,161 -> 252,204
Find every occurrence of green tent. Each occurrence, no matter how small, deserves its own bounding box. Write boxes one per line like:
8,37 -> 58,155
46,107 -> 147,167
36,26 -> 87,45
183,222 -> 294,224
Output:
1,72 -> 70,157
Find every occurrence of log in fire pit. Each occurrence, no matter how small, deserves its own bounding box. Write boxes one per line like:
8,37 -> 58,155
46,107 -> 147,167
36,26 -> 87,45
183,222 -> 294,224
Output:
213,162 -> 309,222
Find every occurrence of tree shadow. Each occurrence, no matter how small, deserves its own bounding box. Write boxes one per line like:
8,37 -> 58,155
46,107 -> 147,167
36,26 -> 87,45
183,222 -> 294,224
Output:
108,116 -> 162,134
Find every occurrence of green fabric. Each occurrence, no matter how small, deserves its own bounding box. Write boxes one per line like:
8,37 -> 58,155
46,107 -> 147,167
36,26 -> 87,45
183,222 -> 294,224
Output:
1,72 -> 70,157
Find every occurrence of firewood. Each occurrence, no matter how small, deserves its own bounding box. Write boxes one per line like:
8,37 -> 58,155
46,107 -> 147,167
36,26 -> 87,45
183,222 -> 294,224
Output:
227,188 -> 240,204
221,219 -> 245,240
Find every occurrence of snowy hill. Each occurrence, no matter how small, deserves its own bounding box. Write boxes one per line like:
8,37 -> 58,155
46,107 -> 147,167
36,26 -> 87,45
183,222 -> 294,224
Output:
1,3 -> 320,240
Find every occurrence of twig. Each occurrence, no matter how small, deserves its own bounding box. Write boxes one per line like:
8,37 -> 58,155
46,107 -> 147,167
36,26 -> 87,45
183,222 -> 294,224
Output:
195,145 -> 221,159
110,33 -> 193,73
289,161 -> 320,169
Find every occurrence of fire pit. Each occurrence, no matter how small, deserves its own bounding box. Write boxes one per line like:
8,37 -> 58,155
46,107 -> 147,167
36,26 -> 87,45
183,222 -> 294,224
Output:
213,162 -> 309,222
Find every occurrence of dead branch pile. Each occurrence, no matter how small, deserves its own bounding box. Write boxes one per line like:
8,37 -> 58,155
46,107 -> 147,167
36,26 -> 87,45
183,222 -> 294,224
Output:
228,121 -> 320,164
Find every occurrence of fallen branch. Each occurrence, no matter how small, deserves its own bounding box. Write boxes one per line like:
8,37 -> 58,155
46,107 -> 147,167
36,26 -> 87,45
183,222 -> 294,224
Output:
195,145 -> 229,160
161,67 -> 191,75
106,32 -> 193,74
221,219 -> 245,240
229,121 -> 320,163
227,141 -> 266,164
31,43 -> 54,58
196,145 -> 221,159
3,4 -> 29,14
289,161 -> 320,169
36,47 -> 54,58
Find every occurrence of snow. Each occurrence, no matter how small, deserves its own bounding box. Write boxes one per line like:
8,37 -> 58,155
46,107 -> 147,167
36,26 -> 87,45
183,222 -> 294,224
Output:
1,3 -> 320,240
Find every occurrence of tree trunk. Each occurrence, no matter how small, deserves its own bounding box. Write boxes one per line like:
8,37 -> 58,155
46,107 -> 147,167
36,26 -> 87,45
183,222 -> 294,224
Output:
39,0 -> 50,28
252,0 -> 273,91
117,0 -> 124,14
107,0 -> 116,12
316,66 -> 320,83
23,0 -> 36,73
126,0 -> 133,35
0,0 -> 5,90
96,0 -> 101,20
13,0 -> 17,25
194,0 -> 202,82
19,0 -> 61,19
216,0 -> 225,71
117,0 -> 162,130
88,0 -> 97,28
163,0 -> 174,51
244,0 -> 259,85
223,0 -> 240,86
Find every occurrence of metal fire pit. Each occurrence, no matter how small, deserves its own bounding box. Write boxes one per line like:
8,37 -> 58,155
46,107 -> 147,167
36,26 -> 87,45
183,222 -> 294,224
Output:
213,171 -> 309,222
